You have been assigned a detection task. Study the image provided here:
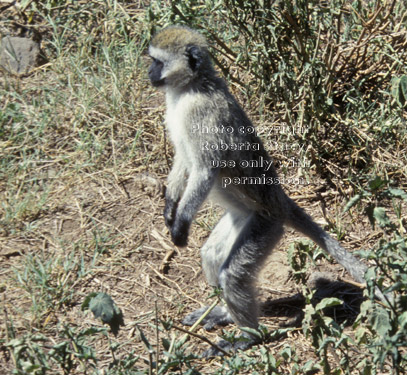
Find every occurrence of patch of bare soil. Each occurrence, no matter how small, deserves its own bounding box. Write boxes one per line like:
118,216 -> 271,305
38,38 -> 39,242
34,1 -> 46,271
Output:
1,162 -> 372,373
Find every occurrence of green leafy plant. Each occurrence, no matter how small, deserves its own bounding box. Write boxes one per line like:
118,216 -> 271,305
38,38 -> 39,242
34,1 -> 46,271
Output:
5,325 -> 103,375
344,176 -> 407,231
82,292 -> 124,335
288,239 -> 324,284
147,0 -> 407,183
301,183 -> 407,374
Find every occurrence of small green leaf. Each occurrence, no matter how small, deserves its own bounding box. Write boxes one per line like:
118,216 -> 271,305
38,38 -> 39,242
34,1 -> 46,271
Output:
371,307 -> 392,337
81,292 -> 98,311
138,326 -> 153,351
355,326 -> 368,344
368,176 -> 386,191
359,299 -> 373,316
315,297 -> 342,312
240,326 -> 263,339
373,207 -> 391,227
6,338 -> 25,348
280,345 -> 292,360
87,293 -> 124,335
161,338 -> 171,351
89,293 -> 117,323
364,267 -> 377,287
343,194 -> 362,213
387,188 -> 407,201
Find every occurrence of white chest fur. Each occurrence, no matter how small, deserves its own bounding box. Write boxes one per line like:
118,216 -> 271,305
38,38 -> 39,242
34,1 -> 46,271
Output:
166,91 -> 197,137
165,91 -> 202,169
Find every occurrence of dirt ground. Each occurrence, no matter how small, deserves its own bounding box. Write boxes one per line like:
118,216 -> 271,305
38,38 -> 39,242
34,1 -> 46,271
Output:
1,154 -> 379,373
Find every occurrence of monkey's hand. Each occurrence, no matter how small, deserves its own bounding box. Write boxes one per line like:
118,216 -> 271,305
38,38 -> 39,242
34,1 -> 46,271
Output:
164,196 -> 179,228
170,216 -> 190,247
165,197 -> 190,246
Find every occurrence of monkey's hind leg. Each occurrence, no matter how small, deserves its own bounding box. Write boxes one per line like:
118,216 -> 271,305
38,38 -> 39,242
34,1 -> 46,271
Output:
182,212 -> 248,330
207,213 -> 284,356
181,305 -> 233,330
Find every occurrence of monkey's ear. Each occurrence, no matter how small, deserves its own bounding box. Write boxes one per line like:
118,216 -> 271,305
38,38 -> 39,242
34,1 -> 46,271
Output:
186,45 -> 203,72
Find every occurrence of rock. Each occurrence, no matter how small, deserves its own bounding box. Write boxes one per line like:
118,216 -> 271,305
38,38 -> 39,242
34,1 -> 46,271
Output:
0,36 -> 42,75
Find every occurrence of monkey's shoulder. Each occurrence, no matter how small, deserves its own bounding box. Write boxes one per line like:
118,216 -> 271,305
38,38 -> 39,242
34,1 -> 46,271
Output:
166,90 -> 227,131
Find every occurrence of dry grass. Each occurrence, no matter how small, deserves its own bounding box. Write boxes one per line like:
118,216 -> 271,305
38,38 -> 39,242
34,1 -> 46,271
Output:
1,1 -> 406,374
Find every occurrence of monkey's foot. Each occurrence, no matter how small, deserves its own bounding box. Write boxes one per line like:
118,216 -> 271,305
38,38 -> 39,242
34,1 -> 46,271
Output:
182,306 -> 233,330
203,336 -> 256,357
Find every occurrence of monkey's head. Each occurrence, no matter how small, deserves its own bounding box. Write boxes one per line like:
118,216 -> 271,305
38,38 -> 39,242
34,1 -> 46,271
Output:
148,26 -> 212,89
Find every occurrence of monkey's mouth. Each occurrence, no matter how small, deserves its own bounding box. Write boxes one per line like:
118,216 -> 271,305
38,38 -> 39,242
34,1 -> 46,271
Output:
150,78 -> 166,87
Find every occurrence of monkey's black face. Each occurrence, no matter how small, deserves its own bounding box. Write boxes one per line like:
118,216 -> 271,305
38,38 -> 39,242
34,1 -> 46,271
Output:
148,58 -> 166,87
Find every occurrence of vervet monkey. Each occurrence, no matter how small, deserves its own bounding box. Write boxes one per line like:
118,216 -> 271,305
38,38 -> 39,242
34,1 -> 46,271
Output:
148,25 -> 368,356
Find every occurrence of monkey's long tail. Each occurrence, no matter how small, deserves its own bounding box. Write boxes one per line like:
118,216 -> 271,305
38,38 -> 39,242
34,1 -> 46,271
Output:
285,197 -> 367,284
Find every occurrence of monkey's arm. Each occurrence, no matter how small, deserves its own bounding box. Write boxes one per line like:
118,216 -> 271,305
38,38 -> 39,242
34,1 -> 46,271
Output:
164,155 -> 188,228
170,167 -> 218,247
